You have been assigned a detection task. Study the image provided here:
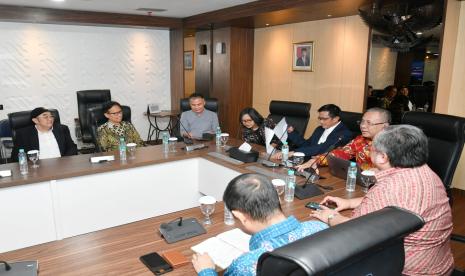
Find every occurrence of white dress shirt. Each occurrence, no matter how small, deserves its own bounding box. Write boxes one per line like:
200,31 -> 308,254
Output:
36,126 -> 61,159
317,121 -> 341,144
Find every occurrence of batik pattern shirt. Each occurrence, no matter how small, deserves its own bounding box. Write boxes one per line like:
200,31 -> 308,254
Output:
198,216 -> 328,276
318,135 -> 373,170
97,121 -> 144,152
241,118 -> 279,146
352,165 -> 454,276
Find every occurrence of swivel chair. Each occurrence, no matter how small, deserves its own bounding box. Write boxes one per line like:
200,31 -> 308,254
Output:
267,100 -> 311,135
0,119 -> 13,163
257,206 -> 424,276
339,111 -> 362,138
88,105 -> 132,152
77,90 -> 111,143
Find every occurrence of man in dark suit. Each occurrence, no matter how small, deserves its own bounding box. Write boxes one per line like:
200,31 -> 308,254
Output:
273,104 -> 352,159
296,48 -> 310,67
12,107 -> 77,161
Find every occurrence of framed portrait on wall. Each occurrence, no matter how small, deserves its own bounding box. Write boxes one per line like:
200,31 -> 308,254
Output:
292,41 -> 314,71
184,50 -> 194,70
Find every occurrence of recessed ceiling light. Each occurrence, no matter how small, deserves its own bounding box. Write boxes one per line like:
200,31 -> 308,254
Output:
265,23 -> 270,26
416,32 -> 423,35
52,0 -> 65,2
327,14 -> 332,17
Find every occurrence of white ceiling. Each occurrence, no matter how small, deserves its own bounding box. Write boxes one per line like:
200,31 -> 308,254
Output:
0,0 -> 257,18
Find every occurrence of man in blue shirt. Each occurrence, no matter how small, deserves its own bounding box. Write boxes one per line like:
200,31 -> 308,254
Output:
192,173 -> 328,276
273,104 -> 352,159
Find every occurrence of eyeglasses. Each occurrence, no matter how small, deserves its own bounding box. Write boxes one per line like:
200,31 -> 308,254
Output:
357,120 -> 386,127
38,115 -> 55,120
107,111 -> 123,116
317,117 -> 331,121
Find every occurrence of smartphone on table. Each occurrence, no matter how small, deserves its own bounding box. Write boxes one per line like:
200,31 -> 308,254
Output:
140,252 -> 173,275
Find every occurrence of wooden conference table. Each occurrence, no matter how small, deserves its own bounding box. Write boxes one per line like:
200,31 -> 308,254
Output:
0,139 -> 363,275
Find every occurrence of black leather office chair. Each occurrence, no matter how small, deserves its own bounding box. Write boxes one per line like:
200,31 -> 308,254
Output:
0,119 -> 13,163
180,98 -> 219,113
401,111 -> 465,199
77,90 -> 111,143
268,100 -> 311,135
88,105 -> 132,152
8,109 -> 61,145
257,206 -> 424,276
339,111 -> 362,138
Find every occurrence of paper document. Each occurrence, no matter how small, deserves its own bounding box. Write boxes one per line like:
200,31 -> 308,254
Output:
191,228 -> 251,269
274,118 -> 288,143
238,142 -> 252,152
265,127 -> 274,154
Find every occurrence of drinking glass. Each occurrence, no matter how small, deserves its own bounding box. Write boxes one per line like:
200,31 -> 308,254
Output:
292,152 -> 305,166
27,150 -> 40,168
360,170 -> 376,193
272,178 -> 285,197
126,143 -> 137,159
220,133 -> 229,147
168,137 -> 178,152
199,195 -> 216,225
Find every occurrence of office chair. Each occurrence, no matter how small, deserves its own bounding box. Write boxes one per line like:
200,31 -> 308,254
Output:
180,98 -> 219,113
339,111 -> 362,138
401,111 -> 465,249
88,105 -> 132,152
77,90 -> 111,143
0,119 -> 13,163
8,109 -> 61,144
257,206 -> 424,276
267,100 -> 311,135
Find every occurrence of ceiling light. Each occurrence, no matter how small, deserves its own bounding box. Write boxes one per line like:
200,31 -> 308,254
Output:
327,14 -> 332,17
416,32 -> 423,35
265,23 -> 270,26
52,0 -> 65,2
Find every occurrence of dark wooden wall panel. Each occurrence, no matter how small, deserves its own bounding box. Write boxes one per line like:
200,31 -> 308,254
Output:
195,30 -> 211,96
211,28 -> 231,134
229,28 -> 254,138
170,29 -> 184,111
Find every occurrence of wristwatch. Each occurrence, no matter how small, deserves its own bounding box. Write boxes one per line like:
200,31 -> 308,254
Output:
327,213 -> 338,226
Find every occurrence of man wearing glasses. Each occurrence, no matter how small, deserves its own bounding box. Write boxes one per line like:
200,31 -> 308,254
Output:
12,107 -> 77,161
296,107 -> 391,171
97,101 -> 144,152
273,104 -> 352,159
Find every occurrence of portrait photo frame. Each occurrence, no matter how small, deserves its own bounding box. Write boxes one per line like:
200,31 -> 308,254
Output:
184,50 -> 194,70
292,41 -> 314,72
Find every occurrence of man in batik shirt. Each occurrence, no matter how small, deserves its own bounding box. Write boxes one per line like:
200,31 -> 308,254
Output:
311,125 -> 453,276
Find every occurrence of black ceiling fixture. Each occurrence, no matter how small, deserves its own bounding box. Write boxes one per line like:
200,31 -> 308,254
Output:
359,0 -> 443,52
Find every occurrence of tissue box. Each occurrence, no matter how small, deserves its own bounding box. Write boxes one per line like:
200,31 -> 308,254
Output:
229,147 -> 259,163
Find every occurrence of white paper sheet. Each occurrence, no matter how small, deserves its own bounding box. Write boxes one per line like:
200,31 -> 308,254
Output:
265,127 -> 274,154
274,117 -> 288,143
238,142 -> 252,152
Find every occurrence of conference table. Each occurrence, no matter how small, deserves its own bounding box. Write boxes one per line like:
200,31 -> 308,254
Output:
0,139 -> 363,275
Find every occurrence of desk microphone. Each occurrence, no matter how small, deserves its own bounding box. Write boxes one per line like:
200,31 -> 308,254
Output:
262,129 -> 288,167
178,119 -> 194,145
295,137 -> 343,199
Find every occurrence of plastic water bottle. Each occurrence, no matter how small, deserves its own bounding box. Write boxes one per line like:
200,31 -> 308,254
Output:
18,149 -> 28,175
284,169 -> 296,202
346,162 -> 357,192
224,206 -> 235,225
215,126 -> 221,146
119,137 -> 127,161
281,142 -> 289,163
162,132 -> 169,153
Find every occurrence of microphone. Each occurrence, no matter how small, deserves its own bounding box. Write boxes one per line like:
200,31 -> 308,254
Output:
262,129 -> 288,167
178,118 -> 194,145
1,260 -> 11,271
294,137 -> 343,199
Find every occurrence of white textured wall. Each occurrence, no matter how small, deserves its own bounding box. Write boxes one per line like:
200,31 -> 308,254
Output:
368,45 -> 397,89
0,22 -> 171,141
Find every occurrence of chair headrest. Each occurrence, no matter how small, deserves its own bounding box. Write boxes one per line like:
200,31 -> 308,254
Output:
269,101 -> 310,117
77,90 -> 111,103
402,111 -> 465,142
8,109 -> 61,131
180,98 -> 218,113
257,206 -> 424,275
